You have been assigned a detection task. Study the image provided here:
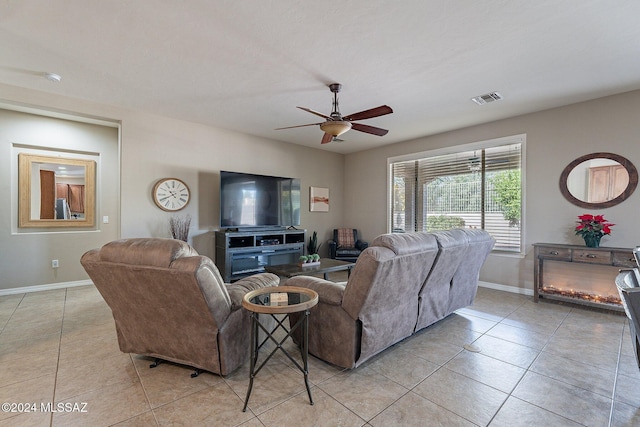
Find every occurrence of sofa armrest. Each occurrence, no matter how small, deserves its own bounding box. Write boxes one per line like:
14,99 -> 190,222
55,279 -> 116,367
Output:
285,276 -> 345,306
226,273 -> 280,310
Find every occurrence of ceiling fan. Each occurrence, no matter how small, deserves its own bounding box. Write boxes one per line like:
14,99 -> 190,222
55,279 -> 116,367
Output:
275,83 -> 393,144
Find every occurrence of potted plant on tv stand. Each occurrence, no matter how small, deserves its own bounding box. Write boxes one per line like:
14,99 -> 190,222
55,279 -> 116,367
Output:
307,231 -> 322,257
300,232 -> 322,267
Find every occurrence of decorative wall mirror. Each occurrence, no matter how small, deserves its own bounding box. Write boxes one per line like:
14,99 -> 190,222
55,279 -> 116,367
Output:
18,153 -> 96,227
559,152 -> 638,209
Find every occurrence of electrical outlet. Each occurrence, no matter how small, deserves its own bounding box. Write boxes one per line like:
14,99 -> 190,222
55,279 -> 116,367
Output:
52,259 -> 59,268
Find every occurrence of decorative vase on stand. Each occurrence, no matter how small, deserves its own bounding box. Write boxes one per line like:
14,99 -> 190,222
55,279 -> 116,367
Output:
583,234 -> 601,248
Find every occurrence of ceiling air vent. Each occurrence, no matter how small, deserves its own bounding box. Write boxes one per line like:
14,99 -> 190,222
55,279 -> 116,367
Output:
471,92 -> 503,105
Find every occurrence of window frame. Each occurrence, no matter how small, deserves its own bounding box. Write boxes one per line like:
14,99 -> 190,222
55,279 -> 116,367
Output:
387,134 -> 526,254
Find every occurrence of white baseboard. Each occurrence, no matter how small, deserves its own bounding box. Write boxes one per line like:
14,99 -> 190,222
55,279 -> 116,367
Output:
1,279 -> 529,297
0,279 -> 93,296
478,280 -> 534,296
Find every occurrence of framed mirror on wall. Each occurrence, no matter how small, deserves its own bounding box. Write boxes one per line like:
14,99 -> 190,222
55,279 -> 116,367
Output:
559,152 -> 638,209
18,153 -> 96,228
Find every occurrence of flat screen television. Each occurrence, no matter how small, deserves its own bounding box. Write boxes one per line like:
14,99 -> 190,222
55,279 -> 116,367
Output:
220,171 -> 301,228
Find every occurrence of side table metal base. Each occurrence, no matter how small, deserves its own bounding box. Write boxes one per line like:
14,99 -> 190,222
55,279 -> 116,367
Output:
242,309 -> 313,412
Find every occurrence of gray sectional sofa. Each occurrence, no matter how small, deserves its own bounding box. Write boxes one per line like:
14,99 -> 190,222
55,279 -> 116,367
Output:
287,229 -> 495,369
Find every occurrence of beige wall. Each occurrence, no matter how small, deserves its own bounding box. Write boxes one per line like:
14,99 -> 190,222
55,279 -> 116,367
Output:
0,83 -> 344,292
345,90 -> 640,292
118,110 -> 344,258
0,107 -> 120,290
3,82 -> 639,295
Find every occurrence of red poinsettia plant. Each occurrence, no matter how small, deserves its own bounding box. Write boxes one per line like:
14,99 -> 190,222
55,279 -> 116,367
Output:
574,214 -> 614,238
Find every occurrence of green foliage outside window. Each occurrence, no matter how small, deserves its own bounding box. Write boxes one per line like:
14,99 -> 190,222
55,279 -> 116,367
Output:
426,215 -> 465,231
489,170 -> 521,227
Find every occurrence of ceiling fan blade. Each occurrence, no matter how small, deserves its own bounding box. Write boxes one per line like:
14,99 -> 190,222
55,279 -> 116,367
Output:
343,105 -> 393,121
321,132 -> 333,144
275,122 -> 322,130
351,122 -> 389,136
297,106 -> 331,119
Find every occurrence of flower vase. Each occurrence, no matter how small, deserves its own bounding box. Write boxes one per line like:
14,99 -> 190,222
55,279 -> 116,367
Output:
583,234 -> 601,248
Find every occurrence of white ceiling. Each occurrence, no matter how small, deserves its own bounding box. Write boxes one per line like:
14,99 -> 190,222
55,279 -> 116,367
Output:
2,1 -> 640,154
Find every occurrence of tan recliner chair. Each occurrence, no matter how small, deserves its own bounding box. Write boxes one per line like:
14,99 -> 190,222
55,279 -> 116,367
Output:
81,238 -> 279,376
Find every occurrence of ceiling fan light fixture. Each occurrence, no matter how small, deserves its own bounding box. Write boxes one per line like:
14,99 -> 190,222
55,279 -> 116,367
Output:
320,120 -> 351,137
277,84 -> 391,144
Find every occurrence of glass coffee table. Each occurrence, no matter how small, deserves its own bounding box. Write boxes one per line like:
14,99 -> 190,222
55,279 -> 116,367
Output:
265,258 -> 355,280
241,286 -> 319,412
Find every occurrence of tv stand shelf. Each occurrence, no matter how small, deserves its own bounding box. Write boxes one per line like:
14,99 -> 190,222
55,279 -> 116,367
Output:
215,229 -> 306,282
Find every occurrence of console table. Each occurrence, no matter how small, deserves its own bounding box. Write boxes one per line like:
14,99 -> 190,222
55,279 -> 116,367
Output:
215,229 -> 306,282
533,243 -> 636,312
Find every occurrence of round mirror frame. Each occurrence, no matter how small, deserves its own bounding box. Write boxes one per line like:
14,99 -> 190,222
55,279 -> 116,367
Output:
559,152 -> 638,209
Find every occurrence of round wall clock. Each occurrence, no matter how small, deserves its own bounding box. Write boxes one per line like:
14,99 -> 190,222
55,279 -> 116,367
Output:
152,178 -> 191,211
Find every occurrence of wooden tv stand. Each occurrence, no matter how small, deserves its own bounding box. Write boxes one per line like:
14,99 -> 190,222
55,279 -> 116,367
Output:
215,229 -> 306,282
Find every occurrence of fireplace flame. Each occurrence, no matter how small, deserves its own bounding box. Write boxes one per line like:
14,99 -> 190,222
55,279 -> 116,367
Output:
541,286 -> 622,306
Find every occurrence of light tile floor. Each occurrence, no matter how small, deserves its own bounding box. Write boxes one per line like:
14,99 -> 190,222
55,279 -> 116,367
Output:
1,284 -> 639,426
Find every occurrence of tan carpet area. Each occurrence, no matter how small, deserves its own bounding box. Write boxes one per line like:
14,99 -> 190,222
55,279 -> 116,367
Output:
0,284 -> 638,426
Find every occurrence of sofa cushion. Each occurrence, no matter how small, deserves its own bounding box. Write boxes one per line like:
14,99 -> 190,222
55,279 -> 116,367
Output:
415,229 -> 469,330
447,229 -> 495,312
336,248 -> 362,257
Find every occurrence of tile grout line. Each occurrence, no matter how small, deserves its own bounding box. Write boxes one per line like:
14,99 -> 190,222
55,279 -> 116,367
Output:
467,301 -> 535,426
387,295 -> 529,425
446,298 -> 592,426
49,288 -> 67,427
376,298 -> 527,426
0,293 -> 31,426
608,321 -> 627,427
483,302 -> 576,426
128,353 -> 161,427
0,293 -> 25,334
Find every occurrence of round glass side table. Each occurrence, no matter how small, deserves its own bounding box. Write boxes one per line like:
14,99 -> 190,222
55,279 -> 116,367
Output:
241,285 -> 318,412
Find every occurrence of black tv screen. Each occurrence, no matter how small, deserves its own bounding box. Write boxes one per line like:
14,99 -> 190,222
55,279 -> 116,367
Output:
220,171 -> 301,228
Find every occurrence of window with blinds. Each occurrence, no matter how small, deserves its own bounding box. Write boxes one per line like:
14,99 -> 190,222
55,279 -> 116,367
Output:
390,139 -> 522,252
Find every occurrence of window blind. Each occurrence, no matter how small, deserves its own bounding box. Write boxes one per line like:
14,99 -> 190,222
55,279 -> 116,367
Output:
390,142 -> 522,252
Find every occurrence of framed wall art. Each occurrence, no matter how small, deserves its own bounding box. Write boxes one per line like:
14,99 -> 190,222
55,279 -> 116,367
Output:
309,186 -> 329,212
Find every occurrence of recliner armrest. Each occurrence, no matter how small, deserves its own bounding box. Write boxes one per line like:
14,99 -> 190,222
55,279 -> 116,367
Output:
226,273 -> 280,310
355,240 -> 368,251
285,276 -> 345,306
233,272 -> 280,290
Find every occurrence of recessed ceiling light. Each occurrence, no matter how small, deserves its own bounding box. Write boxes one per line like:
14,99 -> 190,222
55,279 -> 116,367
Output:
44,72 -> 62,83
